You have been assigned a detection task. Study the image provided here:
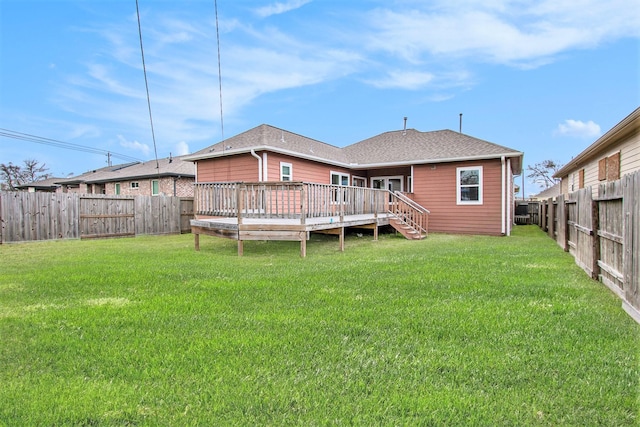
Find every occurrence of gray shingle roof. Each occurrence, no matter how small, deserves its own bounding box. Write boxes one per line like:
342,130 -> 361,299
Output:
189,124 -> 348,164
186,124 -> 523,171
56,155 -> 194,185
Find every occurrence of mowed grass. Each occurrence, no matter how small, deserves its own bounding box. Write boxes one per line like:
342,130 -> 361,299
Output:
0,226 -> 638,425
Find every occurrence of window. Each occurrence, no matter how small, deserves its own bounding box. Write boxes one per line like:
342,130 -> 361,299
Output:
457,166 -> 482,205
331,172 -> 349,186
280,162 -> 292,181
152,180 -> 159,196
352,176 -> 366,187
115,183 -> 121,195
130,182 -> 139,189
331,171 -> 350,203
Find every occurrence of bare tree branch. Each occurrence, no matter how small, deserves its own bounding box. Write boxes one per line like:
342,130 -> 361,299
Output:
526,160 -> 562,189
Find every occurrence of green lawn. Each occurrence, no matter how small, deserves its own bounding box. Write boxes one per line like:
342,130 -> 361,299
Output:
0,226 -> 638,425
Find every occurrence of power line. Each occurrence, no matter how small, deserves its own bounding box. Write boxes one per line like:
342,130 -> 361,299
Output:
135,0 -> 161,173
0,128 -> 143,162
214,0 -> 225,145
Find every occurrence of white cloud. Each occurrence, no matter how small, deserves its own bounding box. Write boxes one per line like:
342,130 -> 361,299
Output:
254,0 -> 311,18
366,0 -> 640,67
554,119 -> 602,138
117,135 -> 151,155
175,141 -> 189,155
367,70 -> 435,89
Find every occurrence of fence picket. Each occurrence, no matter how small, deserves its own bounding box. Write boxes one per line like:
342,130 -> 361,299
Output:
0,192 -> 193,242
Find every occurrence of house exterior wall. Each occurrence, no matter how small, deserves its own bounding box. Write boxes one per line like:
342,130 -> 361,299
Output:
196,154 -> 260,182
264,153 -> 351,183
561,132 -> 640,197
412,159 -> 506,235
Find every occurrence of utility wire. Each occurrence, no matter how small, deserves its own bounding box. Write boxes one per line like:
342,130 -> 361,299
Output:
0,128 -> 143,163
135,0 -> 161,173
214,0 -> 225,145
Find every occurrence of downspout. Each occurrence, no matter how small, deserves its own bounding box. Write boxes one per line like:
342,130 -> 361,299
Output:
501,156 -> 506,235
250,149 -> 262,182
507,158 -> 512,236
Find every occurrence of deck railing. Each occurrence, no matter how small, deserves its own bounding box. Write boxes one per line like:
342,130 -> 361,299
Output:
194,181 -> 428,230
389,191 -> 430,236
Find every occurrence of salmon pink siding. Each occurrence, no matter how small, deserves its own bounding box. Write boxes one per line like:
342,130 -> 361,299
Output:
196,154 -> 259,182
412,160 -> 505,235
265,153 -> 350,184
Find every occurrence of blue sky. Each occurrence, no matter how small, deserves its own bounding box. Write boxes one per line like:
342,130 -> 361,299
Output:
1,0 -> 638,196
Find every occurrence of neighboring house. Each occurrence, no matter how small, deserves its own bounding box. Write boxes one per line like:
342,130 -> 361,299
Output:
185,124 -> 523,236
554,107 -> 640,197
15,177 -> 65,192
56,155 -> 195,197
529,183 -> 561,201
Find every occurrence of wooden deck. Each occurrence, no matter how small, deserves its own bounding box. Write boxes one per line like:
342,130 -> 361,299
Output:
192,213 -> 392,257
191,182 -> 429,257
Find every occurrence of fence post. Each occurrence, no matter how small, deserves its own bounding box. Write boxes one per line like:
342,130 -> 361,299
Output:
591,198 -> 601,280
563,196 -> 570,252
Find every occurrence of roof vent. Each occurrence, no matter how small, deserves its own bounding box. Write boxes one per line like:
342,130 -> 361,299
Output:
403,117 -> 407,135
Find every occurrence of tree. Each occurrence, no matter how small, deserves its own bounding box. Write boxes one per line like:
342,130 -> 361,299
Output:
0,159 -> 50,191
527,160 -> 562,189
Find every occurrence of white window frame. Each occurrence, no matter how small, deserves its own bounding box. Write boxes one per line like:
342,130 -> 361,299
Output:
331,171 -> 350,186
152,179 -> 160,196
280,162 -> 293,181
130,182 -> 139,189
330,171 -> 350,204
352,176 -> 367,187
456,166 -> 483,205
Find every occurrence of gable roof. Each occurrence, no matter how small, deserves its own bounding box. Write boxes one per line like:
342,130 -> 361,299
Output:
185,124 -> 523,173
56,155 -> 194,186
554,106 -> 640,178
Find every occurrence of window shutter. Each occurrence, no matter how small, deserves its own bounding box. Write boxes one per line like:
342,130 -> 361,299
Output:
598,158 -> 607,181
578,169 -> 585,189
607,152 -> 620,181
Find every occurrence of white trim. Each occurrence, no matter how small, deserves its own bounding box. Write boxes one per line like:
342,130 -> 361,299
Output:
183,145 -> 523,170
280,162 -> 293,181
506,158 -> 512,236
352,175 -> 367,187
456,166 -> 483,205
410,165 -> 414,193
152,179 -> 160,196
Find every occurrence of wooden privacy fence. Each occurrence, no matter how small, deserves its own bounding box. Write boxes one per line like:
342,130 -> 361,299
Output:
0,192 -> 194,243
538,170 -> 639,321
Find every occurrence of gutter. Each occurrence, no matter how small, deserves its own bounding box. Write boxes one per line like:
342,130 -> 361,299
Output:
184,145 -> 523,171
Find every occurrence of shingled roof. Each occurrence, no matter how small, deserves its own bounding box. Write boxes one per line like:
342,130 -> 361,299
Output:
56,155 -> 194,185
188,124 -> 348,165
185,124 -> 523,172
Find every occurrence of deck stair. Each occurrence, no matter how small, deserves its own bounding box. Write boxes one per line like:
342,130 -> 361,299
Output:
387,191 -> 430,240
389,217 -> 425,240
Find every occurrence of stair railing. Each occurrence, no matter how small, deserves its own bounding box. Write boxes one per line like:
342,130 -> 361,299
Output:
387,191 -> 430,237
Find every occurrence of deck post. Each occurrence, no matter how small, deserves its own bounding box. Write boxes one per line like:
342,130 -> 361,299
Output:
300,237 -> 307,258
237,184 -> 244,256
194,231 -> 200,251
339,227 -> 345,252
374,211 -> 379,241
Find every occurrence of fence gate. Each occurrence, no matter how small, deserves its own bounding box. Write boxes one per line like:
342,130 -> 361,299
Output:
80,195 -> 135,239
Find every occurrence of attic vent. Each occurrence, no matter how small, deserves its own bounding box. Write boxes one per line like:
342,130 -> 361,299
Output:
403,116 -> 407,135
